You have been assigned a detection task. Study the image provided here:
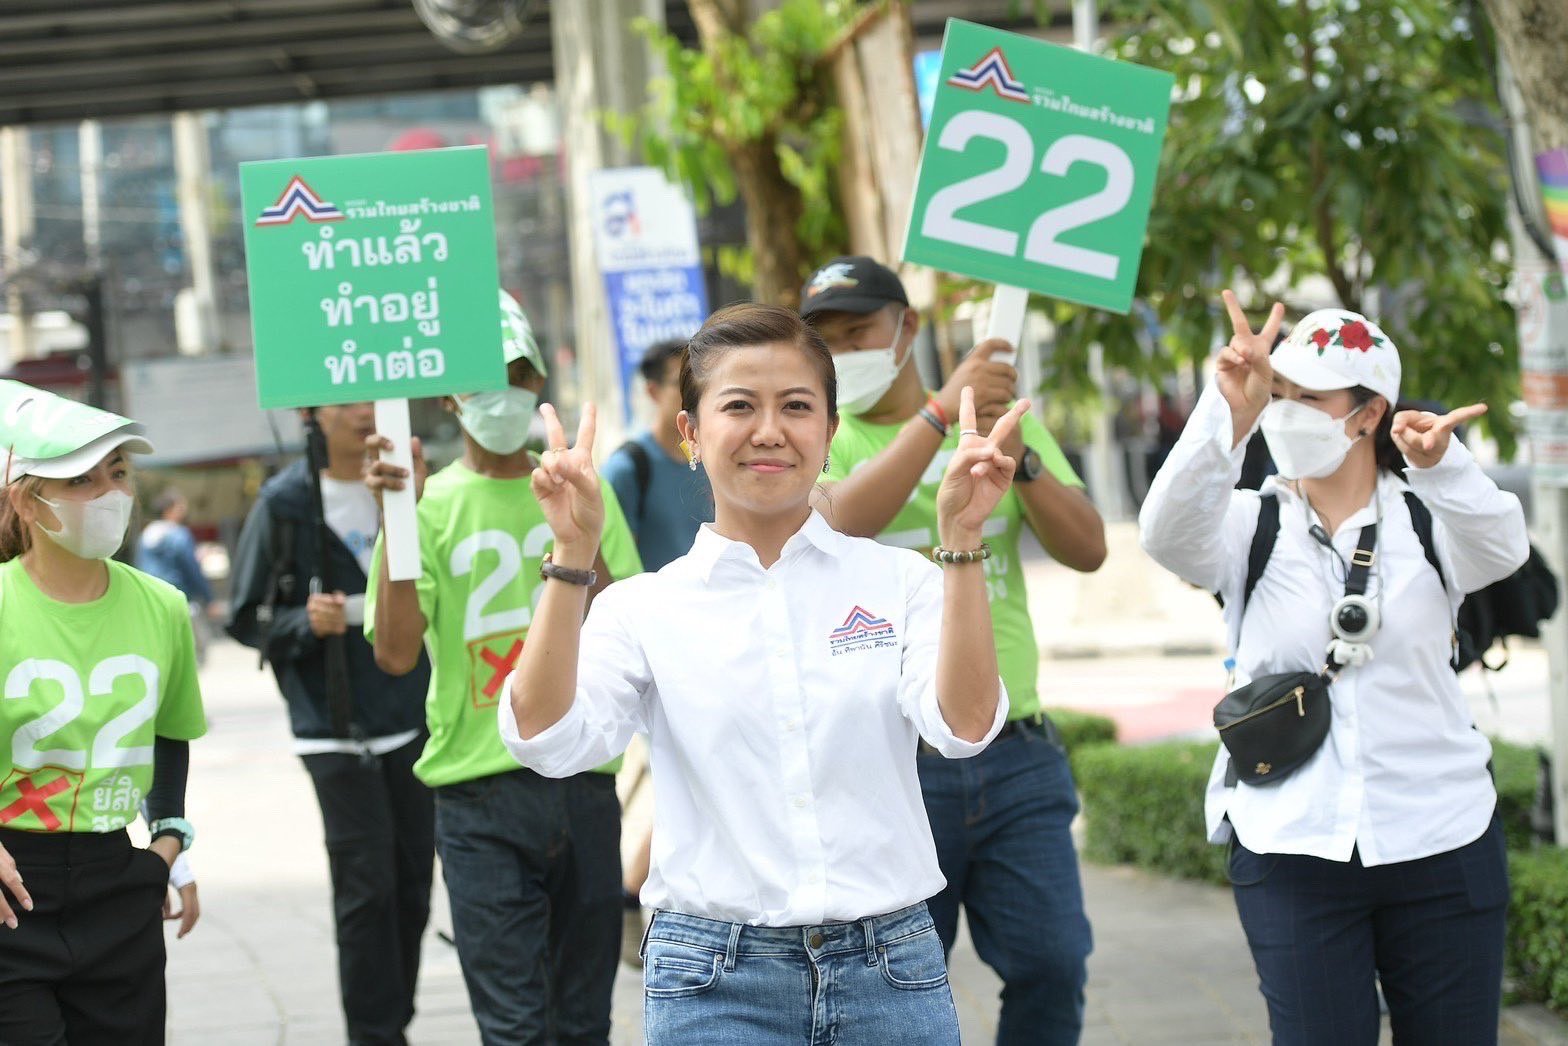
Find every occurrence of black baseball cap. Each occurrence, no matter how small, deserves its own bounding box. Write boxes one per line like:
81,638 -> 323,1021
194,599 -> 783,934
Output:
799,256 -> 909,318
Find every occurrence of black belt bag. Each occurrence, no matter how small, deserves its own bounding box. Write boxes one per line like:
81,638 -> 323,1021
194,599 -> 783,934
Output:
1214,670 -> 1331,786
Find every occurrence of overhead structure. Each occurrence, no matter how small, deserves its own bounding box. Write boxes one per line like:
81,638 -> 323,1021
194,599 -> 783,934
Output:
0,0 -> 1040,128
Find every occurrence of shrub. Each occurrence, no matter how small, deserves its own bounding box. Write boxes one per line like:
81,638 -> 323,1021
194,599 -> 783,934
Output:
1071,740 -> 1228,886
1043,708 -> 1118,752
1490,738 -> 1543,852
1507,848 -> 1568,1013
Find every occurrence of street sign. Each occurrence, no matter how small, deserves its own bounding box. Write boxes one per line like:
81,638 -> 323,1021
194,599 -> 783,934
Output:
239,146 -> 505,409
903,19 -> 1173,315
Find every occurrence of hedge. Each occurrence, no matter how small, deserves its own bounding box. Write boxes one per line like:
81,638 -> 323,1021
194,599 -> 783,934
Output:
1042,707 -> 1118,752
1071,737 -> 1544,889
1071,735 -> 1568,1015
1509,847 -> 1568,1013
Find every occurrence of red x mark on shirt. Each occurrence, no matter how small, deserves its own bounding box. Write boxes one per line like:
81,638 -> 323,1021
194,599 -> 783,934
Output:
480,639 -> 525,700
0,774 -> 72,831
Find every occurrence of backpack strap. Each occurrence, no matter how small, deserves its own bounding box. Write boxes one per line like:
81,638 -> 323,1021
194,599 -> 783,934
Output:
1241,493 -> 1281,616
256,503 -> 298,670
1402,490 -> 1462,670
619,439 -> 652,529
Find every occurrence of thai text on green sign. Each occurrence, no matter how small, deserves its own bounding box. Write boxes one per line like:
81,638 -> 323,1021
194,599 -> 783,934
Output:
239,146 -> 505,408
904,20 -> 1174,314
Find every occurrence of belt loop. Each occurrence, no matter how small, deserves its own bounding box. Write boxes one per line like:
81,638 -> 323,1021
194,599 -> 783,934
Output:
863,917 -> 878,967
724,922 -> 742,972
638,910 -> 657,962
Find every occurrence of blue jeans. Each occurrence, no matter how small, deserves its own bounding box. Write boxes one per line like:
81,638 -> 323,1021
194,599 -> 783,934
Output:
641,902 -> 959,1046
434,768 -> 622,1046
1230,813 -> 1508,1046
917,718 -> 1093,1045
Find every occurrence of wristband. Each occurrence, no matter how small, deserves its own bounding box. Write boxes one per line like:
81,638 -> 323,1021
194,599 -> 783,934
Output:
540,553 -> 597,587
150,816 -> 195,853
924,396 -> 949,428
931,544 -> 992,565
917,407 -> 948,438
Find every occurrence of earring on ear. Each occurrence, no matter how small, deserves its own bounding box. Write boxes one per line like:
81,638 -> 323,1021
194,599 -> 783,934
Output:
689,457 -> 699,473
822,455 -> 831,474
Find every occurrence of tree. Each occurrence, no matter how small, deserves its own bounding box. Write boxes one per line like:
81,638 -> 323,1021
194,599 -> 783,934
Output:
1032,0 -> 1521,450
610,0 -> 859,307
1481,0 -> 1568,150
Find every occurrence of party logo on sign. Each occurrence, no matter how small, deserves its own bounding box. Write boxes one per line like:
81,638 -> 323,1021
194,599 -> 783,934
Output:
255,175 -> 345,227
947,47 -> 1029,103
829,606 -> 897,656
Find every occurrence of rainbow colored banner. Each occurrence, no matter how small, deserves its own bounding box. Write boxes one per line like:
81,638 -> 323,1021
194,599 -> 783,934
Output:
1540,148 -> 1568,261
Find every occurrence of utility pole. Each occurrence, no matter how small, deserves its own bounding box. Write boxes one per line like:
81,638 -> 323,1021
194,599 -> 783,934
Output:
1498,49 -> 1568,845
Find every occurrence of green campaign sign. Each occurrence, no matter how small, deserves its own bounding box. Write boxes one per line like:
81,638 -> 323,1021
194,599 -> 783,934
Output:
904,20 -> 1174,314
239,146 -> 505,408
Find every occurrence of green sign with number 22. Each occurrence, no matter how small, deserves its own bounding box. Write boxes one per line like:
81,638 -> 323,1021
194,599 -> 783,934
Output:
904,20 -> 1173,314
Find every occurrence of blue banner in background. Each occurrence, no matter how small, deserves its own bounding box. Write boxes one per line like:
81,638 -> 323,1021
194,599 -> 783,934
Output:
603,265 -> 708,407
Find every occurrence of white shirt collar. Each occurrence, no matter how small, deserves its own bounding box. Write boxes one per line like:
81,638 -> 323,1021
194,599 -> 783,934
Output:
686,509 -> 843,583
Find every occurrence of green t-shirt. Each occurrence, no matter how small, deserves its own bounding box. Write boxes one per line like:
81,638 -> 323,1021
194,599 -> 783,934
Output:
826,407 -> 1082,719
0,559 -> 207,833
367,461 -> 644,788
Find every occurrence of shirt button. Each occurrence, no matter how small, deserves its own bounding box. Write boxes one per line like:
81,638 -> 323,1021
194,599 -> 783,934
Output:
784,719 -> 798,731
765,578 -> 777,590
792,795 -> 807,808
808,932 -> 824,948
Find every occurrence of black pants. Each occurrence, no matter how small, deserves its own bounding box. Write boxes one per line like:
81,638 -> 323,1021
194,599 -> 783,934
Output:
0,827 -> 169,1046
434,768 -> 622,1046
301,734 -> 436,1046
1230,814 -> 1509,1045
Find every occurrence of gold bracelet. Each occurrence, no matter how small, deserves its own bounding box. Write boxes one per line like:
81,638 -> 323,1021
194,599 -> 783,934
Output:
931,544 -> 991,566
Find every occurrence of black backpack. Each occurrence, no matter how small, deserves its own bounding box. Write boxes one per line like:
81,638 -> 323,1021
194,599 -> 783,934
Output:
1239,491 -> 1559,672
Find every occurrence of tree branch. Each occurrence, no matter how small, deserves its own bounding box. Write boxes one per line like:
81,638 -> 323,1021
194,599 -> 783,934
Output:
1300,0 -> 1358,309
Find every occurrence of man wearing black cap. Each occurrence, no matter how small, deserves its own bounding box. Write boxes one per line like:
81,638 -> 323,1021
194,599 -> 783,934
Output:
803,256 -> 1106,1045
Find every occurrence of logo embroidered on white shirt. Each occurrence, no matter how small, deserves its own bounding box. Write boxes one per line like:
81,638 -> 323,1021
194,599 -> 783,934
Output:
828,605 -> 897,656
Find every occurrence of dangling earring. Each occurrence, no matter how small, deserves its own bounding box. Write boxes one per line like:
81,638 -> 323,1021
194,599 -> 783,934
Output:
689,456 -> 699,473
681,438 -> 698,472
822,455 -> 831,474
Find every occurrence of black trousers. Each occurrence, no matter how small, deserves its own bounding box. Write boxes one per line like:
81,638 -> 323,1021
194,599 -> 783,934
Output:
301,734 -> 436,1046
1230,814 -> 1509,1046
0,827 -> 170,1046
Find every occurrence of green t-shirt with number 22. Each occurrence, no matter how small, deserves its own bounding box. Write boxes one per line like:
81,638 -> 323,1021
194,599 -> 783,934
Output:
0,559 -> 207,833
367,461 -> 643,788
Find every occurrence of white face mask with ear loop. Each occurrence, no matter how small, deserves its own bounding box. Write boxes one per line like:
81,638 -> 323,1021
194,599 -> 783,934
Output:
1260,398 -> 1366,480
34,488 -> 135,560
832,308 -> 911,415
455,387 -> 540,455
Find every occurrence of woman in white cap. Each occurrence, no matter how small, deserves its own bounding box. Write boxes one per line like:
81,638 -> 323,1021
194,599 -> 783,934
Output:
1140,292 -> 1528,1044
0,380 -> 206,1044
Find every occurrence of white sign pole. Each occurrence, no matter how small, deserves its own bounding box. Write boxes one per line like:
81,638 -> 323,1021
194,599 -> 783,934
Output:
983,284 -> 1029,366
374,398 -> 421,582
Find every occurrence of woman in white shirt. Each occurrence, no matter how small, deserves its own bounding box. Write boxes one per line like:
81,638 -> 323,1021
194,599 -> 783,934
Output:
501,302 -> 1022,1045
1140,291 -> 1528,1045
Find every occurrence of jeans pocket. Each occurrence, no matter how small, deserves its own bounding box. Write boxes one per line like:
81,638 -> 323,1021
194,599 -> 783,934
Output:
1227,840 -> 1280,888
878,926 -> 950,991
643,942 -> 723,999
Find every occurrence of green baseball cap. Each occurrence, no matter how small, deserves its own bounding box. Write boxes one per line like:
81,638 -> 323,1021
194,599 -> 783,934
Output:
499,289 -> 547,376
0,380 -> 153,486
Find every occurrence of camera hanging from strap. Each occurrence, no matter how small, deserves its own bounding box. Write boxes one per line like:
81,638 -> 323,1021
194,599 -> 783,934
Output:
1324,521 -> 1379,673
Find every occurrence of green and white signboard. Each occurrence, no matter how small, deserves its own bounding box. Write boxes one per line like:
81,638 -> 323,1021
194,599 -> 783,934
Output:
239,145 -> 504,408
904,20 -> 1174,315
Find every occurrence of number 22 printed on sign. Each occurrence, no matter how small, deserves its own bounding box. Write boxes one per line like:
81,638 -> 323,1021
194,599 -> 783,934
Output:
903,20 -> 1173,315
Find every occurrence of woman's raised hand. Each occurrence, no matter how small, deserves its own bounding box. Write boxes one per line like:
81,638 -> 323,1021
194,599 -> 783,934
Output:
936,387 -> 1031,548
532,403 -> 604,555
1217,289 -> 1283,433
1392,403 -> 1488,470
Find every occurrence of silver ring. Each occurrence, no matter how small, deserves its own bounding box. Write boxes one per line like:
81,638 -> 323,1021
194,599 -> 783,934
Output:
959,428 -> 980,437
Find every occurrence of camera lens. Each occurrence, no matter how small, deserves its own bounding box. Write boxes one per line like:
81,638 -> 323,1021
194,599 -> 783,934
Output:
1337,602 -> 1370,635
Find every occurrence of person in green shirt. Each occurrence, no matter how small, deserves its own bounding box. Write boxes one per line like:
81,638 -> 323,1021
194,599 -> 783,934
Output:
365,292 -> 642,1045
0,380 -> 206,1045
802,257 -> 1106,1046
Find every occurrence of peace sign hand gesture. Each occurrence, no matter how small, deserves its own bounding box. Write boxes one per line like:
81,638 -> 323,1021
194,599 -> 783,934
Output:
1392,403 -> 1487,470
531,403 -> 604,558
1216,289 -> 1284,440
936,387 -> 1031,548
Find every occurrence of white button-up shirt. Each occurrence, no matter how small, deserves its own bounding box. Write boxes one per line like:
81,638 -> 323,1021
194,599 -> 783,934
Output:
1139,386 -> 1528,865
499,510 -> 1007,925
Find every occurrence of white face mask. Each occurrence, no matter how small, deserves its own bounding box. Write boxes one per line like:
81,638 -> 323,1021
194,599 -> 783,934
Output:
34,489 -> 134,560
832,309 -> 910,415
456,388 -> 539,455
1260,399 -> 1365,480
